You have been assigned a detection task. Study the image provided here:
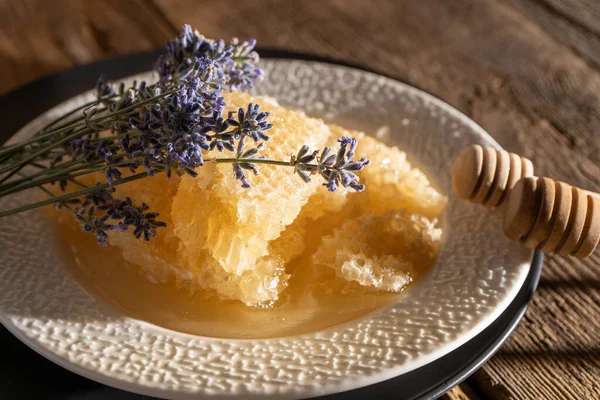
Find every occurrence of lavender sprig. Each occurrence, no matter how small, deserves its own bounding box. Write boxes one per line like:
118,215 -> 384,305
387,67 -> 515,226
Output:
73,195 -> 166,246
155,24 -> 262,91
291,137 -> 370,192
0,25 -> 370,247
74,206 -> 118,247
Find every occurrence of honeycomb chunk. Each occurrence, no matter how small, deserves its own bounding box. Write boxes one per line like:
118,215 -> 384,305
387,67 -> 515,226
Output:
173,91 -> 333,275
110,234 -> 288,306
312,210 -> 442,292
329,124 -> 447,218
267,185 -> 350,265
203,253 -> 289,306
264,128 -> 355,266
105,169 -> 290,306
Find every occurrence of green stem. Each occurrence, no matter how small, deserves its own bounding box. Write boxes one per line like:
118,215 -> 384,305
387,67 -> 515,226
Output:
39,105 -> 106,136
29,162 -> 48,169
38,91 -> 129,135
0,159 -> 82,191
2,156 -> 310,198
39,99 -> 104,133
0,153 -> 320,218
0,152 -> 14,165
0,146 -> 64,167
16,171 -> 75,213
36,185 -> 75,213
213,157 -> 314,168
0,89 -> 173,158
0,99 -> 109,159
87,130 -> 138,145
0,160 -> 108,196
67,177 -> 88,189
0,171 -> 150,217
0,156 -> 147,196
214,157 -> 290,167
0,128 -> 89,185
0,127 -> 87,176
0,119 -> 89,158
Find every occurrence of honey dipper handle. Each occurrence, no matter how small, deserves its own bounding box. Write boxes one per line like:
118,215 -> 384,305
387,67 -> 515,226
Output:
453,145 -> 600,257
503,176 -> 600,258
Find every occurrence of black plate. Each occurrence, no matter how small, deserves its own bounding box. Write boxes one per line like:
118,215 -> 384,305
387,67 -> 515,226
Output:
0,50 -> 543,400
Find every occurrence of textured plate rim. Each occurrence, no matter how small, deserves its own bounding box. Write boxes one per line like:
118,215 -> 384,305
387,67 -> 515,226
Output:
0,58 -> 533,399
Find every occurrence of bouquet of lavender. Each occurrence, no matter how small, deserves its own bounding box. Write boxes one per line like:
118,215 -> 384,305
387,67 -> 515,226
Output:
0,25 -> 369,246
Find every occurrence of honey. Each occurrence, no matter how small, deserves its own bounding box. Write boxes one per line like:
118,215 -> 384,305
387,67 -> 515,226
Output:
52,91 -> 447,339
56,199 -> 412,339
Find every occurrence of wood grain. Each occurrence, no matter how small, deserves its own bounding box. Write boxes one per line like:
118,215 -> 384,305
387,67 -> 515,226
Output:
1,0 -> 600,399
444,385 -> 481,400
0,0 -> 175,95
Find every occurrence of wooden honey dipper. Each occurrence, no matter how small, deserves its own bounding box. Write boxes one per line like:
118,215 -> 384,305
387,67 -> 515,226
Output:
452,145 -> 600,257
452,145 -> 534,208
503,177 -> 600,257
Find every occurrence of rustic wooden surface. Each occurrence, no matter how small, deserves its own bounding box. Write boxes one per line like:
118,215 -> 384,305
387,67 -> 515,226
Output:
1,0 -> 599,398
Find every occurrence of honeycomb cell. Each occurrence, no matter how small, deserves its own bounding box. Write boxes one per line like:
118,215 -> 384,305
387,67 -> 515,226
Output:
312,210 -> 442,292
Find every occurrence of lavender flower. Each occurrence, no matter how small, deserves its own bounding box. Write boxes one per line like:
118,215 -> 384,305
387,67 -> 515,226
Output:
155,24 -> 262,90
109,197 -> 167,241
81,185 -> 115,209
232,136 -> 263,188
291,144 -> 319,183
228,103 -> 272,142
74,206 -> 116,247
70,26 -> 268,192
71,193 -> 166,246
225,38 -> 263,91
95,75 -> 116,103
292,136 -> 369,192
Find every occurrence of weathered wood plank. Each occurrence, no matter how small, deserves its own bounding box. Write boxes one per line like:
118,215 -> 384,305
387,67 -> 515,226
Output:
507,0 -> 600,71
1,0 -> 600,398
0,0 -> 176,95
443,385 -> 480,400
537,0 -> 600,36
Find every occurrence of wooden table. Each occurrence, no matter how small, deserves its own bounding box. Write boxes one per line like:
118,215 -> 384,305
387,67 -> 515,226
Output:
1,0 -> 599,398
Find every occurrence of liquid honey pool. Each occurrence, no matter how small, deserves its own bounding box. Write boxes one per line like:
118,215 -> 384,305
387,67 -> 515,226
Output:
55,207 -> 432,339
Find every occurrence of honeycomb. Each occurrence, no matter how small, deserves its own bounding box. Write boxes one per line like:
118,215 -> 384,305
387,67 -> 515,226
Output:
173,90 -> 333,276
79,91 -> 448,307
108,168 -> 290,306
104,91 -> 334,306
267,180 -> 350,265
311,209 -> 442,292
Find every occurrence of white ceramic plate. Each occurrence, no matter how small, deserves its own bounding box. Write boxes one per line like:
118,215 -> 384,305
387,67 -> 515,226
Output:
0,60 -> 532,399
